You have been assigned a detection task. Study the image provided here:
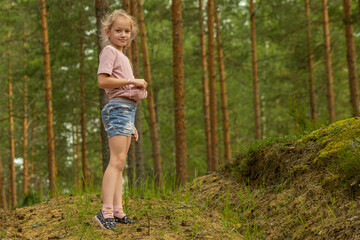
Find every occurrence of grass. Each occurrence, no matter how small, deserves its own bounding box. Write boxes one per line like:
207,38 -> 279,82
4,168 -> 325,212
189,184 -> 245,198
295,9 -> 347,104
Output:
46,174 -> 242,239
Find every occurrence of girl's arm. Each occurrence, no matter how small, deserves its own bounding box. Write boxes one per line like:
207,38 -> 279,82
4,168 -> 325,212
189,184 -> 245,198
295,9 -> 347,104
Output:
98,74 -> 148,89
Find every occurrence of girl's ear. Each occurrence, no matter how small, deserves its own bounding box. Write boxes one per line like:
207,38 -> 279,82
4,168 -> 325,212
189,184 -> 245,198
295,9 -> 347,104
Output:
105,28 -> 110,37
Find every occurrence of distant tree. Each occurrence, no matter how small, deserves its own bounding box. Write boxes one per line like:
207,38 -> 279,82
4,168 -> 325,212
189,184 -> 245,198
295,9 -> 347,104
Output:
207,0 -> 218,170
79,24 -> 88,188
95,0 -> 110,172
215,5 -> 231,162
6,0 -> 16,208
172,0 -> 187,185
198,0 -> 211,171
343,0 -> 359,117
304,0 -> 317,122
321,0 -> 336,122
130,0 -> 145,184
39,0 -> 56,197
138,0 -> 163,185
22,28 -> 29,194
250,0 -> 261,140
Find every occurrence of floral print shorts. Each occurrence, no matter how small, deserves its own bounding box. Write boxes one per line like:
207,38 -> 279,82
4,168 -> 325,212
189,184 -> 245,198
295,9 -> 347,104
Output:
101,98 -> 137,138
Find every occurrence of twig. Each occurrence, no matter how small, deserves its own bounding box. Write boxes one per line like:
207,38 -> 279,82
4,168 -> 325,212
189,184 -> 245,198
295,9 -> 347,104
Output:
146,211 -> 150,236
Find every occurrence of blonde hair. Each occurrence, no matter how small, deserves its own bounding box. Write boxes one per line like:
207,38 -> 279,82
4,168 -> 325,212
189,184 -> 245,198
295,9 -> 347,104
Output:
100,9 -> 138,51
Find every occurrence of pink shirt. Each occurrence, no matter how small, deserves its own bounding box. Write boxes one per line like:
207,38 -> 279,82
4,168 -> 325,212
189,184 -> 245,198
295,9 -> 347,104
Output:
97,45 -> 147,101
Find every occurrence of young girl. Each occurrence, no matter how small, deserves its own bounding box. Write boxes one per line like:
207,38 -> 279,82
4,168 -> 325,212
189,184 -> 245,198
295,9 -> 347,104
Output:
94,10 -> 148,231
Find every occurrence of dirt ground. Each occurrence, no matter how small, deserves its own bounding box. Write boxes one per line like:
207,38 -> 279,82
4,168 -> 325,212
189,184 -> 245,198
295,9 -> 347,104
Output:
0,189 -> 242,240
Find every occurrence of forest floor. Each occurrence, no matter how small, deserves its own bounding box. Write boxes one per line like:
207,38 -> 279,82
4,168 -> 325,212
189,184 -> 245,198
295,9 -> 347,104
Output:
2,118 -> 360,239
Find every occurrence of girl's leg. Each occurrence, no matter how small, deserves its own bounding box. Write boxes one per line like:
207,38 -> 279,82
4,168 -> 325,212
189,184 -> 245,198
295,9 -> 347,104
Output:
113,136 -> 132,218
101,135 -> 130,218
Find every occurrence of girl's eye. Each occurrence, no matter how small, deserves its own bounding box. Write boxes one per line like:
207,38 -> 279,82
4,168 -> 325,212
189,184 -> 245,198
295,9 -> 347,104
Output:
126,30 -> 130,33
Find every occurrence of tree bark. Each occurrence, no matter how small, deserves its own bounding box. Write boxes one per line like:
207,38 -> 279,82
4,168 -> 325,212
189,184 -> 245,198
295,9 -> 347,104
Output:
95,0 -> 110,173
250,0 -> 261,140
0,155 -> 7,211
207,0 -> 219,170
198,0 -> 211,171
343,0 -> 359,117
130,0 -> 145,185
304,0 -> 317,123
322,0 -> 336,122
138,0 -> 163,185
30,115 -> 37,191
39,0 -> 56,197
215,6 -> 231,163
22,35 -> 29,195
6,0 -> 16,208
172,0 -> 187,185
79,30 -> 88,188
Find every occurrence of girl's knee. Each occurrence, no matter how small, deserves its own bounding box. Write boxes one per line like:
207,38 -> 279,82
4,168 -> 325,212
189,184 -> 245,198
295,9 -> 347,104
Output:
109,155 -> 126,172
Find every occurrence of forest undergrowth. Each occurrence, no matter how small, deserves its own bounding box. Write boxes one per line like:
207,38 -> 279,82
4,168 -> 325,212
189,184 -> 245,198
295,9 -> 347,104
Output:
2,118 -> 360,239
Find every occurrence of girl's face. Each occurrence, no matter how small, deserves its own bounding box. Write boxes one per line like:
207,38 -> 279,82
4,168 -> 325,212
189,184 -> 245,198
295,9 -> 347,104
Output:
106,17 -> 132,50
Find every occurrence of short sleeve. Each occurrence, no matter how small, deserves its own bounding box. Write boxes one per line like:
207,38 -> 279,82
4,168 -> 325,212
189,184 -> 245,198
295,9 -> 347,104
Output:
97,46 -> 117,76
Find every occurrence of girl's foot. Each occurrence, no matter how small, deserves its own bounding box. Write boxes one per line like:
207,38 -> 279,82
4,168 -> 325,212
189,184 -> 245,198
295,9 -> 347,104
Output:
114,215 -> 137,224
94,210 -> 117,231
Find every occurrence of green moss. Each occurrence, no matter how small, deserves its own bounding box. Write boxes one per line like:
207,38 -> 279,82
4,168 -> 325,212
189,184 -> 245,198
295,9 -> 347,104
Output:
227,117 -> 360,195
301,118 -> 360,164
292,164 -> 309,173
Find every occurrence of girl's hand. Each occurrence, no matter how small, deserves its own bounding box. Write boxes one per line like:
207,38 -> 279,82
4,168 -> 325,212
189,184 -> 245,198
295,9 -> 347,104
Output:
131,79 -> 148,89
132,127 -> 138,141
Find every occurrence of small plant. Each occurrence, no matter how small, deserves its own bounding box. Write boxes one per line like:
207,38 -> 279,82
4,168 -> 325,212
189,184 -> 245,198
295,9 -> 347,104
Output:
22,189 -> 42,206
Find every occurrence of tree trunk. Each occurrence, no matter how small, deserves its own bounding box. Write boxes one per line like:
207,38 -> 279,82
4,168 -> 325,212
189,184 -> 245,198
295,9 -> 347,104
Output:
22,36 -> 29,195
207,0 -> 219,170
304,0 -> 317,123
39,0 -> 56,197
123,0 -> 130,12
172,0 -> 187,185
250,0 -> 261,140
95,0 -> 110,173
138,0 -> 163,185
198,0 -> 211,171
6,0 -> 16,207
79,31 -> 88,188
130,0 -> 145,185
215,6 -> 231,163
343,0 -> 359,117
30,115 -> 37,191
0,155 -> 7,211
322,0 -> 336,122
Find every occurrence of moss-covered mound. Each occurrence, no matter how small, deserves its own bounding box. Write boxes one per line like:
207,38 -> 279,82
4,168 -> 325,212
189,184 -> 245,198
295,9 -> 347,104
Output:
225,117 -> 360,197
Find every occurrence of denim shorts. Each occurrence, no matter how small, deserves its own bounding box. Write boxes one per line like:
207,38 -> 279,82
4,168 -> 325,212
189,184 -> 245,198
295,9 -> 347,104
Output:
101,98 -> 137,138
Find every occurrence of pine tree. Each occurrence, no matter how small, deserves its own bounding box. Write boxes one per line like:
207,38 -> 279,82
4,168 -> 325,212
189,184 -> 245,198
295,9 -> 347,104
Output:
322,0 -> 336,122
250,0 -> 261,140
304,0 -> 317,122
39,0 -> 56,197
207,0 -> 219,170
172,0 -> 187,185
95,0 -> 110,172
343,0 -> 359,117
138,0 -> 163,185
215,5 -> 231,162
198,0 -> 211,171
